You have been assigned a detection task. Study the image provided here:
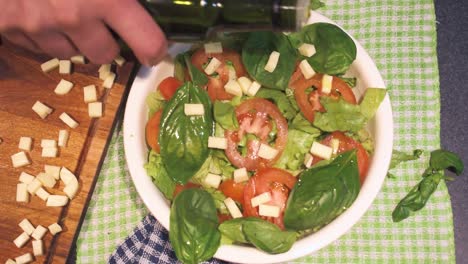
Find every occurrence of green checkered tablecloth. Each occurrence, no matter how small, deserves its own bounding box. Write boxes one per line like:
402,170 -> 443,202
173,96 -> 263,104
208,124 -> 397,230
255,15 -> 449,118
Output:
76,0 -> 455,263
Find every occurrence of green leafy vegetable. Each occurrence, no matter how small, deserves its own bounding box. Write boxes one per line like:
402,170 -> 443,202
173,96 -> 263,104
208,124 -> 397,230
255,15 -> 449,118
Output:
170,189 -> 221,264
309,0 -> 325,10
146,91 -> 166,117
159,82 -> 213,184
144,150 -> 176,200
174,53 -> 187,82
184,53 -> 209,87
276,129 -> 318,171
209,150 -> 236,180
256,88 -> 298,120
242,32 -> 297,90
284,150 -> 360,231
392,149 -> 463,222
290,113 -> 322,135
314,97 -> 366,132
214,101 -> 238,130
389,149 -> 423,170
205,188 -> 229,215
289,23 -> 356,75
339,76 -> 357,87
360,88 -> 387,119
219,217 -> 297,254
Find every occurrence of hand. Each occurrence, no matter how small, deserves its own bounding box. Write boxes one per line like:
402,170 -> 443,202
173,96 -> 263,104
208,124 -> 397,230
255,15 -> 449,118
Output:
0,0 -> 167,66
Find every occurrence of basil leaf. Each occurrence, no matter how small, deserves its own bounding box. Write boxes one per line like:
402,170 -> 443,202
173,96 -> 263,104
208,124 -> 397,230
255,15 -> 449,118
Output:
339,76 -> 357,87
392,173 -> 443,222
144,150 -> 176,200
284,150 -> 360,231
160,82 -> 213,184
429,149 -> 464,175
290,23 -> 356,75
256,88 -> 298,120
314,97 -> 366,132
219,217 -> 297,254
214,101 -> 238,130
360,88 -> 387,119
389,149 -> 423,170
170,189 -> 221,264
184,53 -> 208,87
242,32 -> 297,90
174,53 -> 187,82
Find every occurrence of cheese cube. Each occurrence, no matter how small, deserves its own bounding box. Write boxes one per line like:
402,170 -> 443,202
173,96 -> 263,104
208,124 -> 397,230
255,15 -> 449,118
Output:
15,253 -> 33,264
27,178 -> 42,194
224,79 -> 243,96
204,42 -> 223,54
63,179 -> 79,199
46,195 -> 69,207
35,187 -> 50,201
298,43 -> 316,57
59,112 -> 79,128
45,165 -> 61,180
184,104 -> 204,116
258,144 -> 279,160
331,138 -> 340,155
228,67 -> 237,80
208,136 -> 227,149
204,57 -> 221,75
48,223 -> 63,235
299,59 -> 316,79
233,167 -> 249,183
5,259 -> 16,264
204,173 -> 222,189
37,172 -> 57,188
16,183 -> 29,202
83,85 -> 97,103
88,102 -> 103,118
54,79 -> 74,95
251,192 -> 272,207
246,81 -> 261,96
237,76 -> 252,94
103,72 -> 116,89
310,141 -> 333,160
11,151 -> 30,168
224,198 -> 242,218
32,240 -> 44,256
114,54 -> 126,66
42,147 -> 58,158
19,219 -> 35,235
14,232 -> 30,248
58,130 -> 69,147
19,172 -> 35,184
18,137 -> 32,151
32,101 -> 53,119
264,51 -> 280,73
31,225 -> 47,240
321,74 -> 333,94
41,58 -> 59,72
41,139 -> 57,148
70,55 -> 86,64
259,204 -> 280,217
99,64 -> 111,73
60,167 -> 78,185
303,153 -> 314,168
59,60 -> 71,74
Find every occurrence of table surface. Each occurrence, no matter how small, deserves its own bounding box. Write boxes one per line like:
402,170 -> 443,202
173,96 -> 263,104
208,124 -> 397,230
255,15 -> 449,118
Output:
434,0 -> 468,262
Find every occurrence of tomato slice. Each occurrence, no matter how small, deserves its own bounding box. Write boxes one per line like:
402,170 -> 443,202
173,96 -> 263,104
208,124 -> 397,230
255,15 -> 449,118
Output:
145,110 -> 163,153
289,71 -> 357,123
313,131 -> 370,184
158,77 -> 182,100
225,98 -> 288,171
243,168 -> 297,229
191,48 -> 247,101
172,182 -> 200,198
219,179 -> 245,204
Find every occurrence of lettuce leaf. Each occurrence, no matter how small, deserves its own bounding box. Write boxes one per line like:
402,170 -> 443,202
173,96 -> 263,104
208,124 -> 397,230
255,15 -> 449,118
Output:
145,150 -> 176,200
275,129 -> 318,171
146,91 -> 166,117
360,88 -> 387,119
256,88 -> 298,120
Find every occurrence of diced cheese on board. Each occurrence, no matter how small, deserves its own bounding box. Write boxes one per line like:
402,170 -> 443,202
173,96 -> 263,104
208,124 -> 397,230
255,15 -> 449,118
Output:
11,151 -> 30,168
54,79 -> 74,95
16,183 -> 29,202
45,165 -> 61,180
19,219 -> 35,235
41,58 -> 59,72
83,85 -> 97,103
48,223 -> 63,235
59,112 -> 79,128
15,253 -> 33,264
32,239 -> 44,256
58,130 -> 69,147
31,225 -> 47,240
71,55 -> 86,64
18,137 -> 32,151
41,147 -> 58,158
32,101 -> 53,119
13,232 -> 30,248
103,72 -> 116,89
88,102 -> 103,118
46,195 -> 69,207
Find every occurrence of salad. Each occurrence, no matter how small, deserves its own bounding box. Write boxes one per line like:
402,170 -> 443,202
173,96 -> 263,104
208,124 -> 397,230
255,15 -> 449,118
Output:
144,22 -> 386,264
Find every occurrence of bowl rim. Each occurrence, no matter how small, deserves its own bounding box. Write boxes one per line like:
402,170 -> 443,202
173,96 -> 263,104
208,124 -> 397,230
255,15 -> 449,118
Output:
123,11 -> 393,264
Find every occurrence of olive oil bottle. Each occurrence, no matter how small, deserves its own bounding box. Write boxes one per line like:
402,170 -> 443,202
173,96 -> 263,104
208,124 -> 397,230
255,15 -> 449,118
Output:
140,0 -> 310,41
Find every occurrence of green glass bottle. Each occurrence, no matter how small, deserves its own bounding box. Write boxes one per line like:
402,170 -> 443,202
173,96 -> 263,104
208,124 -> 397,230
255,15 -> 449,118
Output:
140,0 -> 310,41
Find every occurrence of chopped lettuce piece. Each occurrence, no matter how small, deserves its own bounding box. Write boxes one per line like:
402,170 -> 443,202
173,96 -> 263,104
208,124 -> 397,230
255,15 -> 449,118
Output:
145,150 -> 176,200
146,91 -> 166,117
360,88 -> 387,119
256,88 -> 298,120
276,129 -> 318,171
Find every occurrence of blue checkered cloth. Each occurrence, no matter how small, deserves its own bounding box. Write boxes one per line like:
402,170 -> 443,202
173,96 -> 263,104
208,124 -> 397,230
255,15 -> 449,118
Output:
109,214 -> 228,264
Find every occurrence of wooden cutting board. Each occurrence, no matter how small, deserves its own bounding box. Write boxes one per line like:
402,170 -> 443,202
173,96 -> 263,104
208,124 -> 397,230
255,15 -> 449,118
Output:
0,42 -> 135,263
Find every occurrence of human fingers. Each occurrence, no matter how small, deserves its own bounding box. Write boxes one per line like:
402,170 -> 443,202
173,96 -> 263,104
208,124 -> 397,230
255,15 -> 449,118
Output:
28,31 -> 78,59
1,30 -> 41,53
64,20 -> 119,64
102,0 -> 167,66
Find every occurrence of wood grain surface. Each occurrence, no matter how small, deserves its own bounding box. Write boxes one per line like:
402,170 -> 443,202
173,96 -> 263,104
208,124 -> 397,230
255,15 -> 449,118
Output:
0,43 -> 134,263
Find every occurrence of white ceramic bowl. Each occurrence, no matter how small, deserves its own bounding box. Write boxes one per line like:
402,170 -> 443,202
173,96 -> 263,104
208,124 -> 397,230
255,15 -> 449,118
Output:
123,11 -> 393,264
